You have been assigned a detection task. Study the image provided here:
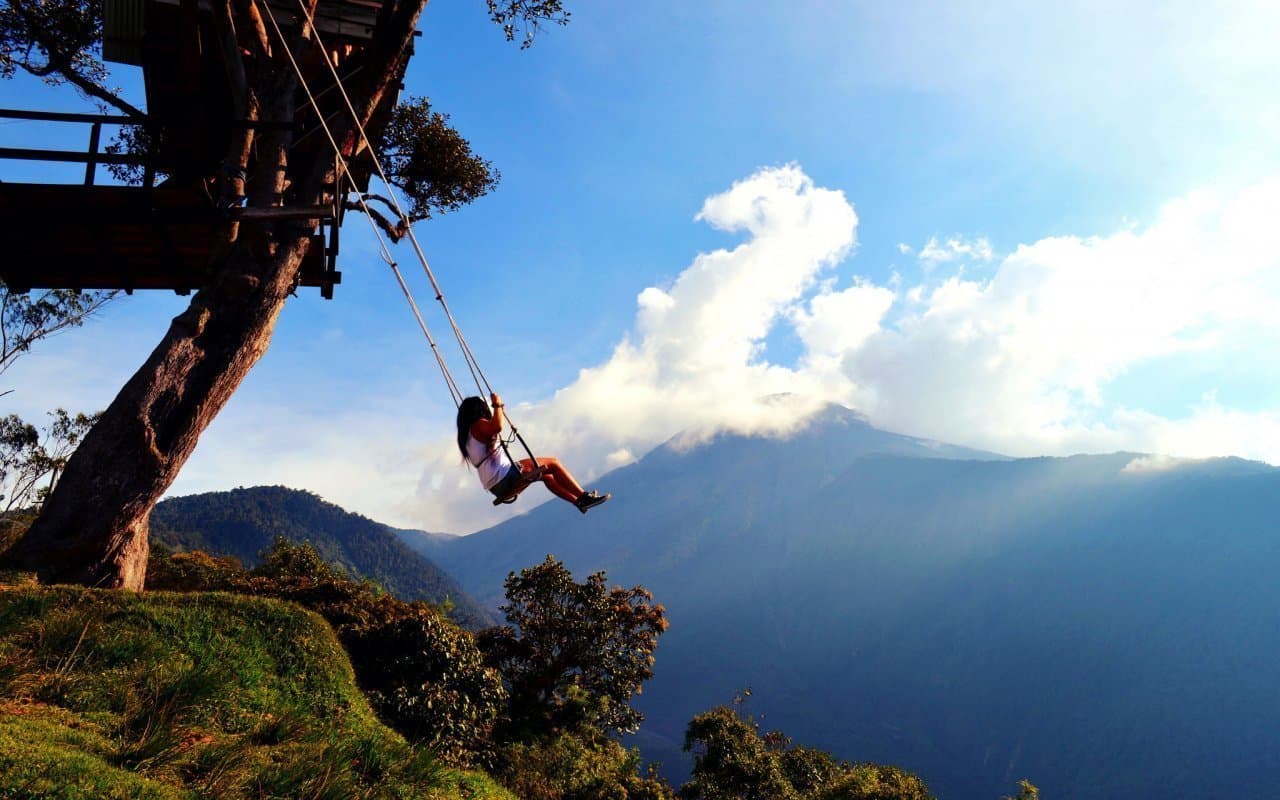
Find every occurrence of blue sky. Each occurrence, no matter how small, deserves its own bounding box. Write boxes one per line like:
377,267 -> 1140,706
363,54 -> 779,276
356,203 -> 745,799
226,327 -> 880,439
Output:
4,0 -> 1279,532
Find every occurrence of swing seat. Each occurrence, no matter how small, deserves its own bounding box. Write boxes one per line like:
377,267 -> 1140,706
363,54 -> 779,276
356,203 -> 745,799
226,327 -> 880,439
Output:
492,466 -> 544,506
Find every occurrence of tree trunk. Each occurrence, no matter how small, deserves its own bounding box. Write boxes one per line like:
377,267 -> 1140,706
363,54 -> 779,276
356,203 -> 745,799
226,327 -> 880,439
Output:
3,235 -> 312,589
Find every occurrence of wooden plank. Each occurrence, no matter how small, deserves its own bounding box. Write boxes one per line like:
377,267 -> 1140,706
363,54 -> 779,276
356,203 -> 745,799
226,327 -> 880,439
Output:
147,0 -> 384,41
0,148 -> 144,165
232,205 -> 332,221
0,109 -> 137,125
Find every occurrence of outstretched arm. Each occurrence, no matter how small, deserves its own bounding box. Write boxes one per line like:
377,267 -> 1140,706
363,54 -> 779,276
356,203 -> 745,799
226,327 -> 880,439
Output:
470,392 -> 506,440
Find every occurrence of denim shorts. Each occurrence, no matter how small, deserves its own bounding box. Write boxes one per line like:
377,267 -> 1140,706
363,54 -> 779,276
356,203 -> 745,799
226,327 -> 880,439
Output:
489,463 -> 524,498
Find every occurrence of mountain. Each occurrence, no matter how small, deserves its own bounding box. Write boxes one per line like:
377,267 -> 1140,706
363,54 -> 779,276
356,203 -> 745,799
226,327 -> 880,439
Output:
396,527 -> 463,556
406,405 -> 1280,800
403,404 -> 1004,605
151,486 -> 492,628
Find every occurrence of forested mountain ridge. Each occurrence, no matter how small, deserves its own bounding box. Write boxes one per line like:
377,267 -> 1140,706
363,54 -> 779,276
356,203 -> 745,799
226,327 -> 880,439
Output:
151,485 -> 492,628
407,405 -> 1280,800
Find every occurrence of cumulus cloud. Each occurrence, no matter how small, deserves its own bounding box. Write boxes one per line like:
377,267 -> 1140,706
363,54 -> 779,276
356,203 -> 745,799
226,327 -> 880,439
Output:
850,180 -> 1280,457
916,235 -> 994,267
396,166 -> 1280,532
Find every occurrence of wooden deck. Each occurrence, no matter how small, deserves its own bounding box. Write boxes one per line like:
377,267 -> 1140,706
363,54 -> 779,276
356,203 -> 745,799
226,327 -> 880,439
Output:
0,184 -> 338,296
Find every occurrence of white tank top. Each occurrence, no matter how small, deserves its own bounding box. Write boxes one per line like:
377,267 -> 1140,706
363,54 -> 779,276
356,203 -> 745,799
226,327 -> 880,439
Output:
466,433 -> 513,490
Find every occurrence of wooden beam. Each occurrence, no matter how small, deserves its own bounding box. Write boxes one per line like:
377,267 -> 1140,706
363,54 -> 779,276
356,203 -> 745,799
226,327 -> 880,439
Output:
229,119 -> 302,131
230,205 -> 333,221
84,122 -> 102,185
0,109 -> 137,125
0,148 -> 145,165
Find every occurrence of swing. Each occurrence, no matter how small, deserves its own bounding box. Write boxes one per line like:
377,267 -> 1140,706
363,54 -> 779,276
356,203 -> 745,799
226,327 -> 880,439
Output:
262,0 -> 542,505
491,462 -> 545,506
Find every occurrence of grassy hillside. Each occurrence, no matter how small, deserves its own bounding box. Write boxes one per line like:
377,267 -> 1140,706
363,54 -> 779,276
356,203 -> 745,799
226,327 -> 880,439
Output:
151,486 -> 492,628
0,581 -> 512,799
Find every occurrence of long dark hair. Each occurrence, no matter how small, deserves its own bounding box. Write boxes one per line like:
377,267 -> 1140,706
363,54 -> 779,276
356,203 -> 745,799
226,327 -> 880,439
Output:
456,396 -> 491,460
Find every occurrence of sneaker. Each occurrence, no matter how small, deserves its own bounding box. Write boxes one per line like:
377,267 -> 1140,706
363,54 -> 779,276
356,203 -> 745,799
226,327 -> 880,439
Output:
576,491 -> 611,514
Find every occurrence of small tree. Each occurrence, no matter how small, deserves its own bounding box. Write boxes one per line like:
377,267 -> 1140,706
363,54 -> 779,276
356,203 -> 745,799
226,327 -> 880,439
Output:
680,705 -> 799,800
494,731 -> 676,800
0,409 -> 98,514
679,699 -> 933,800
1002,780 -> 1039,800
0,286 -> 117,380
478,556 -> 668,742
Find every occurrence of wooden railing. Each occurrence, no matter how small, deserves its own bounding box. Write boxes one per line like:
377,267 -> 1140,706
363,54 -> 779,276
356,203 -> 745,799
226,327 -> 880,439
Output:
0,109 -> 152,186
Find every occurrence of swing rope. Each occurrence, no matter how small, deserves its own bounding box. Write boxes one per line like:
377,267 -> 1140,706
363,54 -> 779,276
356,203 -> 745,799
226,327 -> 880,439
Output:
261,1 -> 541,481
260,3 -> 464,408
290,0 -> 490,401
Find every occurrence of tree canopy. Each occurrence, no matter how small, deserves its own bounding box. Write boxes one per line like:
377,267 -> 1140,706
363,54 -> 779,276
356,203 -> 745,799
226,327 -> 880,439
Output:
479,556 -> 668,741
680,699 -> 935,800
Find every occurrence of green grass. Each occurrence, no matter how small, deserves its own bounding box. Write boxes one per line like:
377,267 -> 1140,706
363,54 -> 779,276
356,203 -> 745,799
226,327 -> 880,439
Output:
0,585 -> 513,800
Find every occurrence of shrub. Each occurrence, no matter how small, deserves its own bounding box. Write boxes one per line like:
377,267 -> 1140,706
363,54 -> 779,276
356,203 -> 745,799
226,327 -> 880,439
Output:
680,702 -> 933,800
493,732 -> 674,800
347,603 -> 505,764
816,764 -> 932,800
146,539 -> 504,765
146,544 -> 244,591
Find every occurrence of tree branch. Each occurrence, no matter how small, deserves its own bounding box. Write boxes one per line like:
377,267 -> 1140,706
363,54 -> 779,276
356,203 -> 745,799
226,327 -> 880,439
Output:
211,0 -> 251,113
344,198 -> 408,242
362,192 -> 414,222
8,0 -> 147,120
0,289 -> 119,375
56,64 -> 147,119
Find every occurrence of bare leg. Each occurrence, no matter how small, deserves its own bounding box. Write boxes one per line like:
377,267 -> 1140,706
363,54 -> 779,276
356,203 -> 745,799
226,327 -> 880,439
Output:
520,457 -> 584,504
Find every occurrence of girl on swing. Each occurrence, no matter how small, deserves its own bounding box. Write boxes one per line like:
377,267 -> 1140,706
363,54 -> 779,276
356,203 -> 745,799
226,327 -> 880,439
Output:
457,392 -> 610,513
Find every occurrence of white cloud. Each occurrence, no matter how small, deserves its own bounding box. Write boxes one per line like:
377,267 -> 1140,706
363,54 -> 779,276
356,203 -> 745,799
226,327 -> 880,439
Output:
1110,400 -> 1280,467
849,179 -> 1280,457
166,395 -> 437,526
605,448 -> 636,469
402,166 -> 1280,532
1122,454 -> 1197,474
916,235 -> 994,267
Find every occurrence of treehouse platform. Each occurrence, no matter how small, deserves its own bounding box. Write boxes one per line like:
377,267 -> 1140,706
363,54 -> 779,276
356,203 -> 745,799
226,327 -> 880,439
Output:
0,0 -> 400,300
0,183 -> 337,297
